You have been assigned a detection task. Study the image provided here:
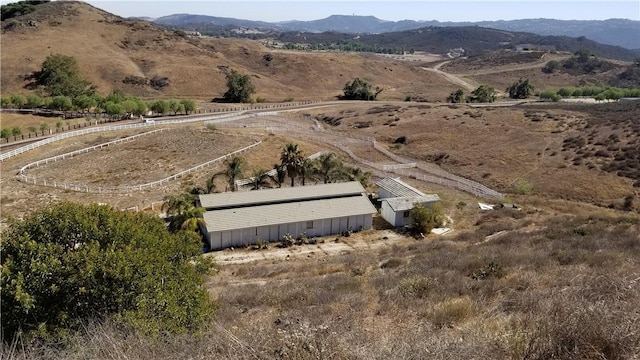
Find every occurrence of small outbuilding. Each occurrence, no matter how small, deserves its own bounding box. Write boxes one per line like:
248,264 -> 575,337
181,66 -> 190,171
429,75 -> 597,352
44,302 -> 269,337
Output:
376,177 -> 440,227
198,181 -> 376,250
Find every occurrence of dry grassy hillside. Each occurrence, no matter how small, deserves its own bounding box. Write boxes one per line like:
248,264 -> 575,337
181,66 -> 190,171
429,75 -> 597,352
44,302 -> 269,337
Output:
0,1 -> 456,101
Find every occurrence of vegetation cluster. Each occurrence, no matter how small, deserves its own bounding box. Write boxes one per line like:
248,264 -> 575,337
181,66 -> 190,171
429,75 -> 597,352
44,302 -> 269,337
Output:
1,202 -> 214,344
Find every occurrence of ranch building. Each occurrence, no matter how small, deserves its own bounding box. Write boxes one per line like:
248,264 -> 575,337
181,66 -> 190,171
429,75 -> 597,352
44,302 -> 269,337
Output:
376,177 -> 441,227
198,181 -> 376,250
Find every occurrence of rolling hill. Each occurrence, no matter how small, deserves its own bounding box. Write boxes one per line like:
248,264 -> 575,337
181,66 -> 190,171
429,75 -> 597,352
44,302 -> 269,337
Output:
154,14 -> 640,50
0,1 -> 459,101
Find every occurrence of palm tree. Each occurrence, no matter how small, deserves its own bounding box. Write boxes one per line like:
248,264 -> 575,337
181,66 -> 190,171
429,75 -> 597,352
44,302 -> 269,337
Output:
345,165 -> 372,188
205,177 -> 216,194
270,164 -> 287,188
315,153 -> 343,184
280,143 -> 303,187
299,158 -> 317,186
162,193 -> 205,233
162,193 -> 195,217
212,156 -> 245,192
250,168 -> 272,190
175,206 -> 206,232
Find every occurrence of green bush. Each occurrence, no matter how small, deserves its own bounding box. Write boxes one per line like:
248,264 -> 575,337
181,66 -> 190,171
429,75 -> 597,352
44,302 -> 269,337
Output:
0,202 -> 214,342
410,202 -> 445,235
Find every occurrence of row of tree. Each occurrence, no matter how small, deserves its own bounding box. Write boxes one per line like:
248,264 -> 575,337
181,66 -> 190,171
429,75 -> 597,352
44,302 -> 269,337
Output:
539,86 -> 640,102
446,78 -> 535,103
0,91 -> 196,116
446,85 -> 497,103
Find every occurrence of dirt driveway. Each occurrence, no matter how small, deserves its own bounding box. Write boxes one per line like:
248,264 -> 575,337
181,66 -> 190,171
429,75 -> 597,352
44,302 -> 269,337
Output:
208,228 -> 414,265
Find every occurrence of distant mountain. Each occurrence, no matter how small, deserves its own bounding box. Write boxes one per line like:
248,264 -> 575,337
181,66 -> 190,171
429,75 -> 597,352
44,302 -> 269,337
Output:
274,26 -> 639,61
151,14 -> 640,50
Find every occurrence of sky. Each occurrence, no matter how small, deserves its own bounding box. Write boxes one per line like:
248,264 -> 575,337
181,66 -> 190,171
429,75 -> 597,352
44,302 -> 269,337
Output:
80,1 -> 640,22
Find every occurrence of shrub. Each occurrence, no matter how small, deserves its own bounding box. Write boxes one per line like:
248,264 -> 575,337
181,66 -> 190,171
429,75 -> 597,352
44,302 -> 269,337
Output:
410,202 -> 445,234
0,202 -> 214,342
513,179 -> 534,195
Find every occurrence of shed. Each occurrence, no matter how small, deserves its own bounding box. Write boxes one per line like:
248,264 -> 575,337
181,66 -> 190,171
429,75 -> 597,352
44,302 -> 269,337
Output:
376,177 -> 441,227
199,181 -> 376,250
380,195 -> 441,227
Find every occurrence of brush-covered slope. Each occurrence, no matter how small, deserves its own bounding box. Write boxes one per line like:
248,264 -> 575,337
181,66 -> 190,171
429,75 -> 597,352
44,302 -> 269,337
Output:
0,1 -> 455,101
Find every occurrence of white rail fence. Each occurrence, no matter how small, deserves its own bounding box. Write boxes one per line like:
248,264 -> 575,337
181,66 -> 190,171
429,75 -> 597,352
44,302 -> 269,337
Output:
250,120 -> 503,199
18,138 -> 263,193
0,109 -> 297,162
19,129 -> 166,174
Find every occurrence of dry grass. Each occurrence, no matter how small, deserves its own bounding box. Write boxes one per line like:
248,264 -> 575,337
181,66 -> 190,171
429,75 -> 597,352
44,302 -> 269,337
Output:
5,213 -> 639,359
0,2 -> 457,102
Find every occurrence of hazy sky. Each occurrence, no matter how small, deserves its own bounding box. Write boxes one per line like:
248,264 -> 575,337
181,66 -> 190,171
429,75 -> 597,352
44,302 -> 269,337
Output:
82,1 -> 640,22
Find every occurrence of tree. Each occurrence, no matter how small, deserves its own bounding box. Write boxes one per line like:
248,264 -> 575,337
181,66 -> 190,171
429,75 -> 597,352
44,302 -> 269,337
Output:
49,95 -> 73,111
0,128 -> 11,139
36,54 -> 94,98
271,164 -> 287,188
150,100 -> 170,115
0,202 -> 214,341
250,168 -> 272,190
542,60 -> 561,74
212,156 -> 245,192
506,78 -> 535,99
344,165 -> 372,188
0,97 -> 10,108
299,158 -> 317,186
168,99 -> 184,115
39,122 -> 49,134
11,127 -> 22,137
342,77 -> 382,100
468,85 -> 496,103
280,143 -> 304,187
9,94 -> 24,108
314,152 -> 342,184
223,70 -> 255,103
73,94 -> 95,112
104,102 -> 124,119
181,99 -> 196,114
539,90 -> 561,102
410,202 -> 444,235
446,89 -> 466,103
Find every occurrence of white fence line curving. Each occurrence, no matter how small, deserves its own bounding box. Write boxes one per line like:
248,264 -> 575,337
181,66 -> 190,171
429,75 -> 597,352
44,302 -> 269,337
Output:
18,129 -> 166,175
18,137 -> 263,193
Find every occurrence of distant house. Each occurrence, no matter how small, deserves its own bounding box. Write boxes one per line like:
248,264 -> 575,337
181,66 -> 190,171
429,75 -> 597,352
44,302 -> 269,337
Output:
198,181 -> 377,250
376,177 -> 441,227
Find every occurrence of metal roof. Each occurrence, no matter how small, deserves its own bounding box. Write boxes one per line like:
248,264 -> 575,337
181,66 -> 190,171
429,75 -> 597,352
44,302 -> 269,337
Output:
382,195 -> 441,212
202,195 -> 377,232
376,177 -> 426,198
199,181 -> 366,210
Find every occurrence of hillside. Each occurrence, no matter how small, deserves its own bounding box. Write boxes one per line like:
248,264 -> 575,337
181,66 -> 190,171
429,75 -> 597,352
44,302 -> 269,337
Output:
274,26 -> 639,61
0,1 -> 456,101
154,14 -> 640,50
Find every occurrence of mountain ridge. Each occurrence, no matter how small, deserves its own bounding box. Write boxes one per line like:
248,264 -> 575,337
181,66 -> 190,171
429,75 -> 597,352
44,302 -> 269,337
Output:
152,14 -> 640,50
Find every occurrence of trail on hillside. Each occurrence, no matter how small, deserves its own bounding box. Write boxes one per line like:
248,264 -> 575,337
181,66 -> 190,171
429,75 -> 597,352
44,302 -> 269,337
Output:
421,61 -> 477,92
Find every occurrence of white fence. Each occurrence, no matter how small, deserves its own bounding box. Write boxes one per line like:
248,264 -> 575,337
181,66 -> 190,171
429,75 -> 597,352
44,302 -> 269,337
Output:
19,129 -> 166,174
243,118 -> 503,199
19,139 -> 263,193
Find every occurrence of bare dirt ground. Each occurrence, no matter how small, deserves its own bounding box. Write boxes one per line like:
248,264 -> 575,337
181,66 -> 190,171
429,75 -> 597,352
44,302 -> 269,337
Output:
25,127 -> 259,186
210,228 -> 411,265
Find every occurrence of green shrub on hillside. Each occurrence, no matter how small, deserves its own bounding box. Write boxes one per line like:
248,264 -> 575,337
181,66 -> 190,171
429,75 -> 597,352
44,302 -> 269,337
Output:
0,202 -> 214,343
